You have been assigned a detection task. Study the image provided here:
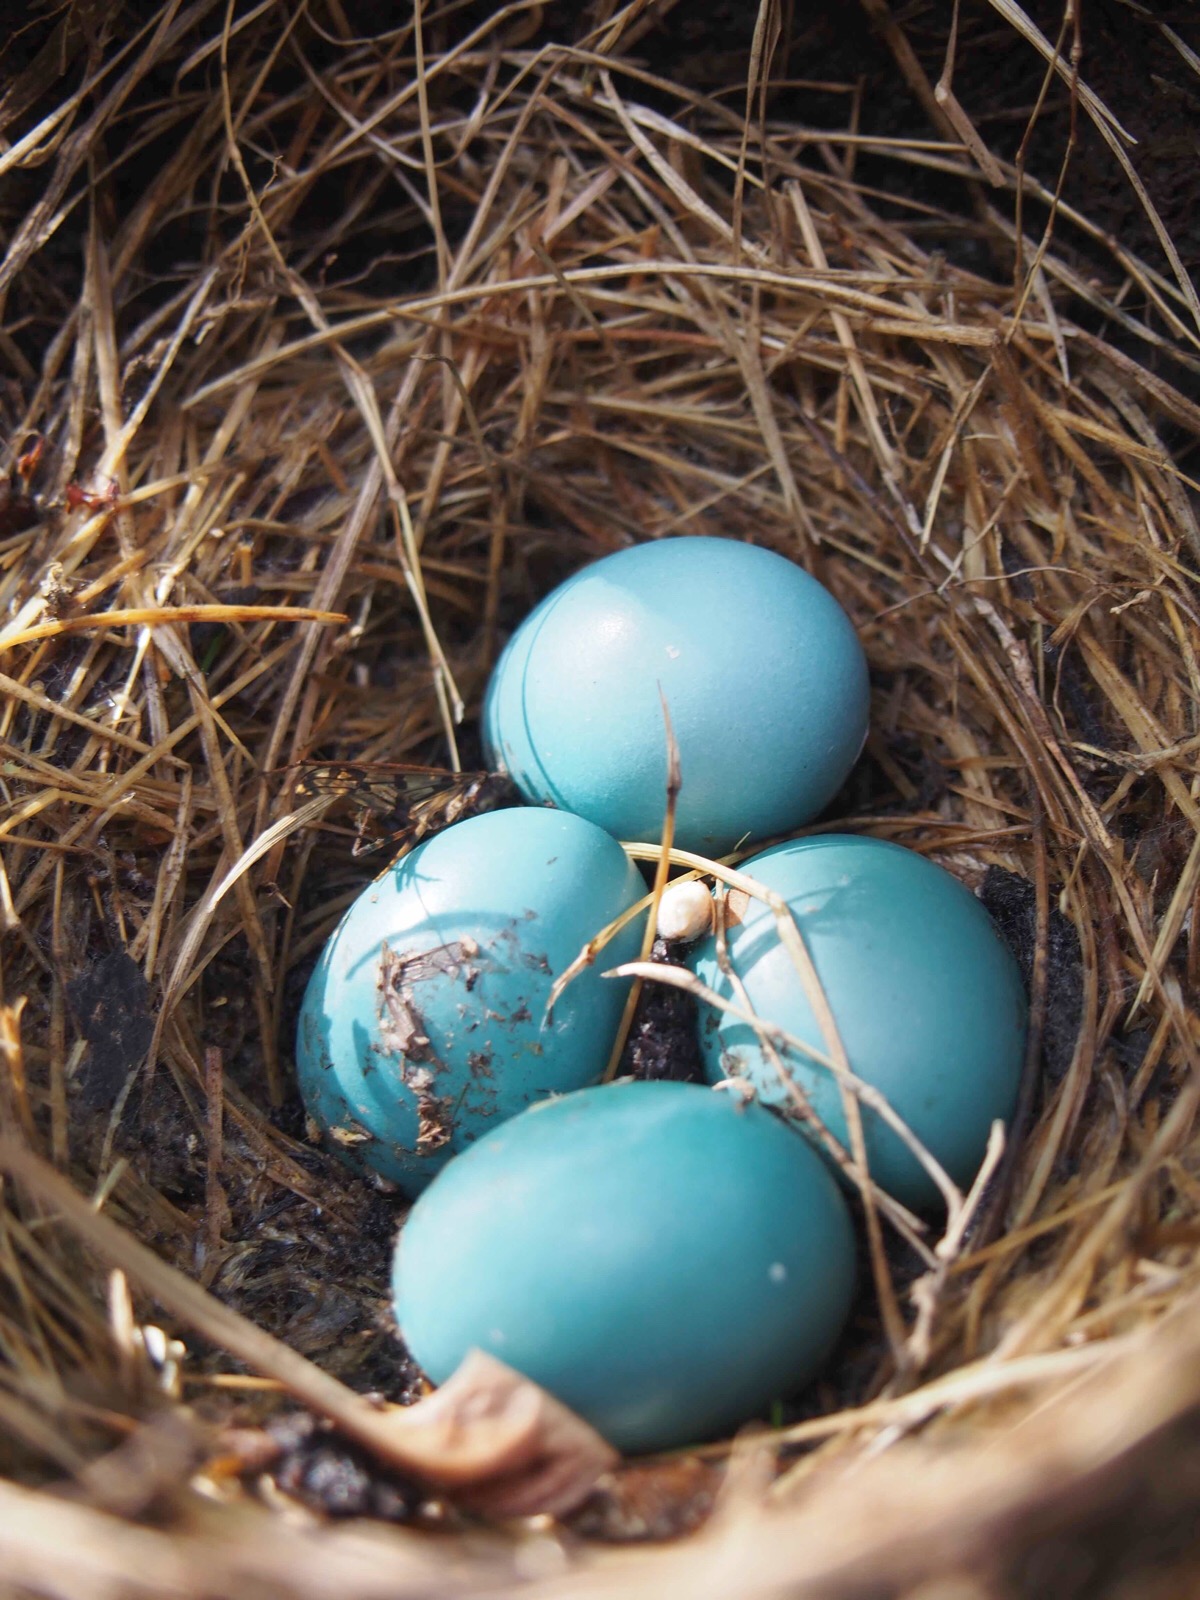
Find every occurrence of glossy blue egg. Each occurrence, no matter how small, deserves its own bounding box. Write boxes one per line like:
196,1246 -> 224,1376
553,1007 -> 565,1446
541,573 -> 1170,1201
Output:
483,537 -> 869,856
690,835 -> 1027,1209
393,1080 -> 856,1453
296,808 -> 647,1196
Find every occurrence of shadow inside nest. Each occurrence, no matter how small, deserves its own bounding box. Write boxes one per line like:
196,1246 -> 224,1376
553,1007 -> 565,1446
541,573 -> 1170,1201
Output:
61,809 -> 1090,1538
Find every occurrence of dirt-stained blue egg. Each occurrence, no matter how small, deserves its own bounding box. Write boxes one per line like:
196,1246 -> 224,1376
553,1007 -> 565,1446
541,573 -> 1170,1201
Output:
295,808 -> 647,1196
483,537 -> 869,856
393,1080 -> 856,1453
690,836 -> 1028,1209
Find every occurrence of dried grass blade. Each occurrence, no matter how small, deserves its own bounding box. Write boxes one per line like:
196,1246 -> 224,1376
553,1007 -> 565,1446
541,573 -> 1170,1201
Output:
0,1140 -> 613,1511
0,605 -> 348,653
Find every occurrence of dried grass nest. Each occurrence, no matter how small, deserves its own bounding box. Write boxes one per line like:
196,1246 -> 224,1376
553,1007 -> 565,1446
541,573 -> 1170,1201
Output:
2,2 -> 1200,1596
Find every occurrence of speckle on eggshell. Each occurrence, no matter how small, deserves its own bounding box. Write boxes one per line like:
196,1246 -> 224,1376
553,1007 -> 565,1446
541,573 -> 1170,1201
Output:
296,807 -> 649,1196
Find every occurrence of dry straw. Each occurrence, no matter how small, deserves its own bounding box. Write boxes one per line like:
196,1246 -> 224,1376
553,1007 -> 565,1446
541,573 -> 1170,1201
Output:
1,0 -> 1199,1593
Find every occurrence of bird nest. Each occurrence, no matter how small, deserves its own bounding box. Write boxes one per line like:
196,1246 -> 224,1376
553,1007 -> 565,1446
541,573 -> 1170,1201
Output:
2,2 -> 1199,1596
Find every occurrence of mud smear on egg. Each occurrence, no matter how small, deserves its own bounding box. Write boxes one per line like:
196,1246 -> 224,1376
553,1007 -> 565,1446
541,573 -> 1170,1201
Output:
296,809 -> 647,1194
377,939 -> 484,1155
377,937 -> 485,1053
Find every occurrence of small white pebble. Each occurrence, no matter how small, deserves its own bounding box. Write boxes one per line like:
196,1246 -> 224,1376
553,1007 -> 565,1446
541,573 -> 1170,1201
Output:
656,880 -> 714,943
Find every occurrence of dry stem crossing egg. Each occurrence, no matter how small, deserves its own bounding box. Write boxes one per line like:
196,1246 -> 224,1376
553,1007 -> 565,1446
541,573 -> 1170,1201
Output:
689,835 -> 1028,1209
295,808 -> 647,1196
483,537 -> 869,855
393,1080 -> 857,1453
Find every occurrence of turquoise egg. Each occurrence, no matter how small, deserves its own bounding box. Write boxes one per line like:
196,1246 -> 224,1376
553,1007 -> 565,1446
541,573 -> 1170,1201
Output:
690,836 -> 1027,1209
483,537 -> 869,856
295,808 -> 647,1196
393,1080 -> 856,1453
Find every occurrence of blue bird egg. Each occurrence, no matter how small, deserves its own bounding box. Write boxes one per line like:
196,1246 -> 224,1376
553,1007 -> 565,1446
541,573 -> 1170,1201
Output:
483,537 -> 869,856
689,835 -> 1028,1209
295,808 -> 647,1196
393,1080 -> 856,1453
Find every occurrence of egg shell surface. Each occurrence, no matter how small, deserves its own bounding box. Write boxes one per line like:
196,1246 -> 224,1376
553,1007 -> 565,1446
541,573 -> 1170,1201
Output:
393,1079 -> 856,1454
483,537 -> 869,855
690,835 -> 1027,1209
295,807 -> 647,1196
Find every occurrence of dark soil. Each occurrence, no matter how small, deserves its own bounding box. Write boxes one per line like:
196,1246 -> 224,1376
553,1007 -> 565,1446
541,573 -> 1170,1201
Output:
263,1411 -> 424,1521
621,937 -> 708,1084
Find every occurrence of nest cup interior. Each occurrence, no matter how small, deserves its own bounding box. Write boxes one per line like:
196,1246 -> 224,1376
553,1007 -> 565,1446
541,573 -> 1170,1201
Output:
1,0 -> 1200,1592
